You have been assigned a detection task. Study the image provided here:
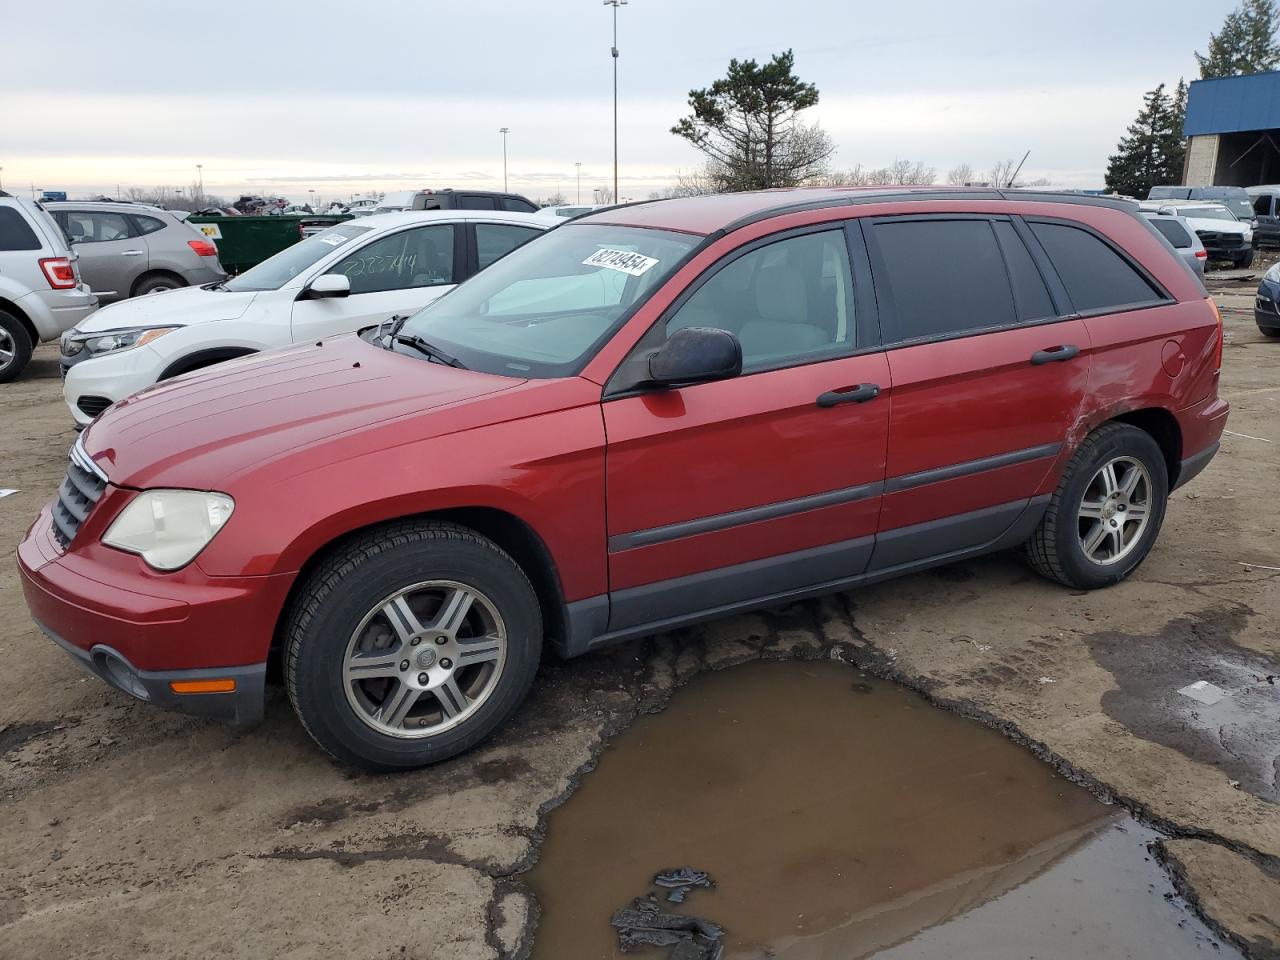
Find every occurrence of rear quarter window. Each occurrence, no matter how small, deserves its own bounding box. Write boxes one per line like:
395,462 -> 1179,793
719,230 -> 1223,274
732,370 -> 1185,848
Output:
1148,219 -> 1192,249
0,207 -> 42,251
1029,222 -> 1164,313
132,215 -> 168,235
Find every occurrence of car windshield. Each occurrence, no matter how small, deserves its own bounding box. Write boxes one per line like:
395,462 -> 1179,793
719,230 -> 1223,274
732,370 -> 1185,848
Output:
1176,205 -> 1238,223
1213,197 -> 1254,221
397,223 -> 699,377
222,224 -> 372,292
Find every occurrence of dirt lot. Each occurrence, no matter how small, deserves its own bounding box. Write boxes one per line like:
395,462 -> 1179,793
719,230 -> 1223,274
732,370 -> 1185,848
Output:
1,274 -> 1278,959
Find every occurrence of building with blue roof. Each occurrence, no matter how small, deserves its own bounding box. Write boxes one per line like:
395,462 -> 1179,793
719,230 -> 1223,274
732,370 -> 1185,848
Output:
1184,71 -> 1280,185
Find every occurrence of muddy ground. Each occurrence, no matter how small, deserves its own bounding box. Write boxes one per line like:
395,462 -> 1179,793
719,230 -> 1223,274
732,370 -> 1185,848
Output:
1,270 -> 1278,959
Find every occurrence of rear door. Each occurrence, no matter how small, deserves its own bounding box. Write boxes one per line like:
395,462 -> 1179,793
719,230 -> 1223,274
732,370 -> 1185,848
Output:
864,214 -> 1091,571
56,209 -> 144,301
290,222 -> 462,341
602,224 -> 889,633
1253,192 -> 1279,246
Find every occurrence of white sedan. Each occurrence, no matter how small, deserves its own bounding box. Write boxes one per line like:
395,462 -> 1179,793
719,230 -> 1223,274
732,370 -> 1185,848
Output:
59,210 -> 550,426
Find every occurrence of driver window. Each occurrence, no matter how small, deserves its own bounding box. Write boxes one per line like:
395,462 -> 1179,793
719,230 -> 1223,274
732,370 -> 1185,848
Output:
329,225 -> 455,294
665,229 -> 855,369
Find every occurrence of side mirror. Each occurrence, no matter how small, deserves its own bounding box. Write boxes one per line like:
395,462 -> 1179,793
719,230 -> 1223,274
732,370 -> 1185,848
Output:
648,326 -> 742,387
306,274 -> 350,299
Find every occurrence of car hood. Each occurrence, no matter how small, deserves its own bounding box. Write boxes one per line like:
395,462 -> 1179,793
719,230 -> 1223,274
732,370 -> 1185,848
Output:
71,285 -> 259,333
1183,217 -> 1249,235
80,335 -> 525,490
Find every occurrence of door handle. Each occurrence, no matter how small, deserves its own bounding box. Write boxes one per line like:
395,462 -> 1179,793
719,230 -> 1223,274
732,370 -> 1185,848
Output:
1030,344 -> 1079,365
817,383 -> 880,407
122,250 -> 144,257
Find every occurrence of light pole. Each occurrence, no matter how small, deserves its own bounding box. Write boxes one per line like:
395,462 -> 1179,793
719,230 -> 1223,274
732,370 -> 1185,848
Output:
603,0 -> 626,203
309,188 -> 317,211
499,127 -> 510,192
195,163 -> 203,204
575,162 -> 582,204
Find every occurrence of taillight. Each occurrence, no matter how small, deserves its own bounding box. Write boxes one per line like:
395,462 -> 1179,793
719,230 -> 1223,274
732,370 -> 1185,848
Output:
1208,298 -> 1223,371
39,257 -> 77,289
187,239 -> 218,257
1195,249 -> 1208,259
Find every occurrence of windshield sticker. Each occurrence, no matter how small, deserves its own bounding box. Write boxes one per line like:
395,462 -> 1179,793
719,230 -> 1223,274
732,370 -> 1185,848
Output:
318,233 -> 349,246
582,248 -> 659,276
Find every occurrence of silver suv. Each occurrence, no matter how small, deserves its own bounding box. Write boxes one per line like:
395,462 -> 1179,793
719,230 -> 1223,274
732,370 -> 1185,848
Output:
0,193 -> 98,382
45,201 -> 227,302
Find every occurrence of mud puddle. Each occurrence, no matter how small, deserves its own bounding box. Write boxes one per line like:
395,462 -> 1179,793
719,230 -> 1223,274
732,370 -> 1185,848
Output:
527,659 -> 1238,958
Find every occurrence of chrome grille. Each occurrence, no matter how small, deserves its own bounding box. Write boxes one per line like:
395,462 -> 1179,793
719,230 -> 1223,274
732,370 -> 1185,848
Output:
51,436 -> 108,548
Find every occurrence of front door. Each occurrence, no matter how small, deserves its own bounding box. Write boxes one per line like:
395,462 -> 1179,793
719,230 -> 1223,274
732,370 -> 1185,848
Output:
290,222 -> 462,341
863,215 -> 1091,570
602,225 -> 890,633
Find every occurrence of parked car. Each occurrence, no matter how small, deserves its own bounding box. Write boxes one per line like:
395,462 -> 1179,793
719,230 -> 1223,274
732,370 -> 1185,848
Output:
1139,200 -> 1254,267
1140,211 -> 1208,278
1246,185 -> 1280,248
45,202 -> 226,303
372,189 -> 539,214
58,210 -> 549,425
18,188 -> 1228,770
0,193 -> 98,382
1148,185 -> 1255,226
1253,262 -> 1280,337
540,204 -> 609,219
346,199 -> 381,217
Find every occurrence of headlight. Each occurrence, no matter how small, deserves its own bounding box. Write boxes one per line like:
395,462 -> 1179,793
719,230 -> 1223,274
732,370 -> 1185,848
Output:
1266,262 -> 1280,282
73,327 -> 177,357
103,490 -> 234,570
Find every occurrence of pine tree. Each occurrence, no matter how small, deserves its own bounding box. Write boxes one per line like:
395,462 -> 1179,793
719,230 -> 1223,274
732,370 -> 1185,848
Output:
1105,85 -> 1185,198
1197,0 -> 1280,79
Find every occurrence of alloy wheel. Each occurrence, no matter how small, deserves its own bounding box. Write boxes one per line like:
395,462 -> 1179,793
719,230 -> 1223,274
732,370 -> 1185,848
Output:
0,327 -> 14,370
1077,456 -> 1152,566
342,580 -> 507,738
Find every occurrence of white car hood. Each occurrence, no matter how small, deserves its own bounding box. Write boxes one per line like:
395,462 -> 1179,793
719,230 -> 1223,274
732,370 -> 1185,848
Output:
72,285 -> 259,333
1183,216 -> 1249,236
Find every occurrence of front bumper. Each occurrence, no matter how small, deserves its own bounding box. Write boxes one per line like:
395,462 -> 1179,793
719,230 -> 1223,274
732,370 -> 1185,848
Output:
38,621 -> 266,726
1255,278 -> 1280,330
18,501 -> 294,727
61,344 -> 167,426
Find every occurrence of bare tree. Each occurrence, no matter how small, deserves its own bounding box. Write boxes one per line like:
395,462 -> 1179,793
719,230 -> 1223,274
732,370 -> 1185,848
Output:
989,158 -> 1020,188
947,163 -> 976,185
594,186 -> 615,204
538,192 -> 568,207
650,166 -> 722,199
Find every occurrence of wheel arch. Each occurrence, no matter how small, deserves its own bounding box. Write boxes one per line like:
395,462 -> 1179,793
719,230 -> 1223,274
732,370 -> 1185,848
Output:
268,507 -> 569,682
130,269 -> 188,297
0,296 -> 38,346
158,346 -> 258,381
1109,407 -> 1183,487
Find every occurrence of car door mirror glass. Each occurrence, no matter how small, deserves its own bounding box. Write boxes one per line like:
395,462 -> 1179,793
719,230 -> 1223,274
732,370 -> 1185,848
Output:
648,327 -> 742,386
308,274 -> 351,299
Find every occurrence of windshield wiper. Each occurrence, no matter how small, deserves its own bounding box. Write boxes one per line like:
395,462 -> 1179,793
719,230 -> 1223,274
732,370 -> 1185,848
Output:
393,333 -> 467,368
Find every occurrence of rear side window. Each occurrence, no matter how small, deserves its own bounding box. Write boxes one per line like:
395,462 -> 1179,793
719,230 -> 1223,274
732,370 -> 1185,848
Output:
132,215 -> 167,235
0,207 -> 41,251
458,195 -> 498,210
1149,218 -> 1191,249
992,220 -> 1055,321
1029,222 -> 1162,313
873,219 -> 1016,341
1254,195 -> 1274,217
475,223 -> 542,270
500,197 -> 537,213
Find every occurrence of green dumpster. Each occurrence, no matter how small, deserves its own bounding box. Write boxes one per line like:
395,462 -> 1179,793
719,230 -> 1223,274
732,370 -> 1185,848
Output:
187,214 -> 353,274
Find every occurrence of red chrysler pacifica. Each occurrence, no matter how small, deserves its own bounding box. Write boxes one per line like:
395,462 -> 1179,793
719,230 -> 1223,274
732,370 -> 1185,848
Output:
18,188 -> 1228,770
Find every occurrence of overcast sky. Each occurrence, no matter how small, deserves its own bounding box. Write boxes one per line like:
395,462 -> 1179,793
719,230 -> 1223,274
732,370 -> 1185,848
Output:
1,0 -> 1231,204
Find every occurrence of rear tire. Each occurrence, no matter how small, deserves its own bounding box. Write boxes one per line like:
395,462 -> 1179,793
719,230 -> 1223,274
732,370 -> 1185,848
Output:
133,274 -> 186,297
0,310 -> 34,383
285,519 -> 542,772
1024,423 -> 1168,589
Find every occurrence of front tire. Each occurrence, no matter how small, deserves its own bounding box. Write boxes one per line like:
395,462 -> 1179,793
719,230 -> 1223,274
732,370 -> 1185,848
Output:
1260,325 -> 1280,339
0,310 -> 33,383
1024,423 -> 1168,589
285,520 -> 542,771
1234,249 -> 1255,269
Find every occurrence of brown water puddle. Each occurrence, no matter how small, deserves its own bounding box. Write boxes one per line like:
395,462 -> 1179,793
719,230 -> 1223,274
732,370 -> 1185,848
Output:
527,659 -> 1237,959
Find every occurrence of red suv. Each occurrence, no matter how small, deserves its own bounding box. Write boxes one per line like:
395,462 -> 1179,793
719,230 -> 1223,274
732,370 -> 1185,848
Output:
18,188 -> 1228,770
